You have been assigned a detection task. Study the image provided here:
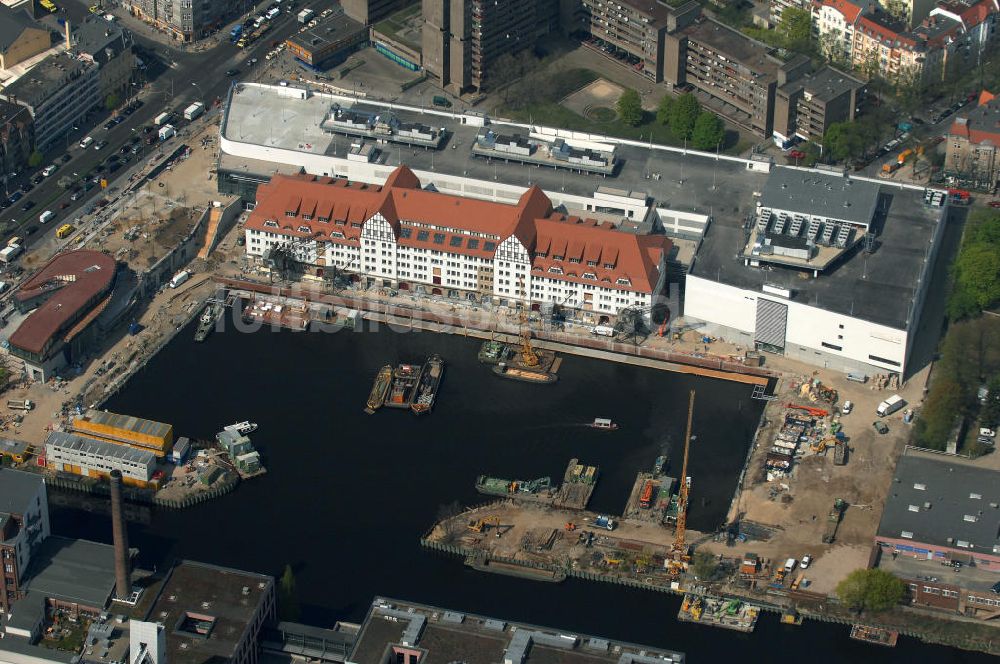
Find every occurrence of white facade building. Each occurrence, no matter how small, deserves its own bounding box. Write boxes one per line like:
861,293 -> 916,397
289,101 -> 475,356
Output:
244,167 -> 670,318
45,431 -> 156,487
812,0 -> 863,62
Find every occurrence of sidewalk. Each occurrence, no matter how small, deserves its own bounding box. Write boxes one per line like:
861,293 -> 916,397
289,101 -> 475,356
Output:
105,3 -> 225,53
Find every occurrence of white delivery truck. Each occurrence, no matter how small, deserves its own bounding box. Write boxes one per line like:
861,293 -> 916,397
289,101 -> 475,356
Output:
298,8 -> 314,22
183,102 -> 205,121
265,6 -> 280,19
39,210 -> 54,224
0,244 -> 23,263
158,124 -> 176,141
169,270 -> 191,288
592,325 -> 616,337
154,111 -> 171,126
876,394 -> 906,417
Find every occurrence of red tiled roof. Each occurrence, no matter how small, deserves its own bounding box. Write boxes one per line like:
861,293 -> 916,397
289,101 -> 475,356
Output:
530,215 -> 668,293
948,96 -> 1000,144
855,14 -> 919,47
9,250 -> 116,356
818,0 -> 863,22
248,166 -> 670,294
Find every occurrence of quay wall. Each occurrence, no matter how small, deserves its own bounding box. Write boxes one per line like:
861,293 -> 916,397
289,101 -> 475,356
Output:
44,468 -> 239,509
217,278 -> 774,386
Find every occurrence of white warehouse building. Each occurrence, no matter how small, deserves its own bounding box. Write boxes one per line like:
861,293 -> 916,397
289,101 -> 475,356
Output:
45,431 -> 156,487
244,166 -> 672,318
684,167 -> 948,377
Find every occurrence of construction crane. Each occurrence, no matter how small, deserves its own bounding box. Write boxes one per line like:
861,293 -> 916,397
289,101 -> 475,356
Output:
614,303 -> 671,345
668,390 -> 696,576
518,312 -> 540,367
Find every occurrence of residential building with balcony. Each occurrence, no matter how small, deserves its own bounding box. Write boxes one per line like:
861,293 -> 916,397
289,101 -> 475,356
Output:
0,101 -> 33,179
0,469 -> 51,615
70,17 -> 136,102
120,0 -> 251,42
946,90 -> 1000,190
811,0 -> 865,63
774,65 -> 866,143
422,0 -> 555,92
663,14 -> 811,137
344,0 -> 414,24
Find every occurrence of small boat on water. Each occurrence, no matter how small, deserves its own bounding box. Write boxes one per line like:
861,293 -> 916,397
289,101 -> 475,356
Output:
194,302 -> 224,342
849,625 -> 898,647
478,340 -> 511,365
226,421 -> 257,435
385,363 -> 422,409
412,354 -> 444,415
365,365 -> 392,414
492,362 -> 557,384
587,418 -> 618,430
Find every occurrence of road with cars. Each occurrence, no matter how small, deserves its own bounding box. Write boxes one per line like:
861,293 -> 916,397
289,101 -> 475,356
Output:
1,0 -> 308,250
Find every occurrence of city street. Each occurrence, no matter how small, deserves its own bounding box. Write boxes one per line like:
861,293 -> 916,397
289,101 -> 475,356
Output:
2,0 -> 313,250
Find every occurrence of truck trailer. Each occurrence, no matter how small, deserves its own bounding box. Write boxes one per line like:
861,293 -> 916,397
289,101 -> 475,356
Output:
154,112 -> 171,126
298,8 -> 314,22
183,102 -> 205,121
158,124 -> 176,141
7,399 -> 34,411
0,244 -> 23,263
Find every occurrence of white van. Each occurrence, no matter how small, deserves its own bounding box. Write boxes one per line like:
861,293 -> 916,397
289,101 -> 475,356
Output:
42,164 -> 57,177
39,210 -> 54,224
265,7 -> 280,19
79,136 -> 94,149
876,394 -> 906,417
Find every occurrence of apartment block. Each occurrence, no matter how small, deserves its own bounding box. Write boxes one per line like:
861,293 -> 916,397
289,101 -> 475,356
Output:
0,102 -> 33,179
0,52 -> 100,151
774,65 -> 866,143
664,15 -> 810,137
811,0 -> 864,62
0,469 -> 51,615
570,0 -> 699,83
877,0 -> 938,26
344,0 -> 413,24
946,90 -> 1000,190
422,0 -> 553,92
0,6 -> 50,70
71,18 -> 136,101
121,0 -> 251,42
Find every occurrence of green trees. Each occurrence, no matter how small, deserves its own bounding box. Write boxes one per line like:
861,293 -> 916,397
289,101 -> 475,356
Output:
691,112 -> 724,150
105,93 -> 120,111
980,376 -> 1000,428
778,7 -> 813,54
278,564 -> 300,621
669,93 -> 701,140
27,151 -> 43,168
948,209 -> 1000,320
823,122 -> 865,162
836,569 -> 906,612
691,551 -> 721,581
616,88 -> 643,126
656,95 -> 673,126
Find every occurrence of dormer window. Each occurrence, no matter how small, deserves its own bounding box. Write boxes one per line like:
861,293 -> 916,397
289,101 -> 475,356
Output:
553,255 -> 564,261
587,260 -> 597,267
297,225 -> 311,233
535,251 -> 547,258
569,257 -> 581,264
616,277 -> 631,286
548,266 -> 563,275
263,220 -> 279,228
583,272 -> 596,280
331,231 -> 344,238
285,210 -> 297,218
603,262 -> 615,269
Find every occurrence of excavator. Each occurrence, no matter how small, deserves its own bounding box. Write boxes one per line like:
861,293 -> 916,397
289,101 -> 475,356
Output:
810,438 -> 837,455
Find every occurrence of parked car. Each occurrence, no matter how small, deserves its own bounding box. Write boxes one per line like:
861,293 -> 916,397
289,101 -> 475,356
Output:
991,581 -> 1000,594
70,189 -> 84,201
800,555 -> 812,569
873,420 -> 889,435
19,182 -> 32,193
841,400 -> 854,415
989,201 -> 1000,209
20,200 -> 35,212
94,140 -> 109,150
225,68 -> 239,76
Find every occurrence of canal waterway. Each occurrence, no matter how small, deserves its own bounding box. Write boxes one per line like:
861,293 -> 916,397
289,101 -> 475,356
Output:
52,318 -> 991,662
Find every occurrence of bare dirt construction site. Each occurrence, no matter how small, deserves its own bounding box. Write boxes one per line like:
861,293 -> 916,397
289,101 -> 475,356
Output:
698,370 -> 919,595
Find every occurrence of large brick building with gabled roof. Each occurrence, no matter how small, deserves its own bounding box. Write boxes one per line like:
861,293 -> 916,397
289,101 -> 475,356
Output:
244,165 -> 671,320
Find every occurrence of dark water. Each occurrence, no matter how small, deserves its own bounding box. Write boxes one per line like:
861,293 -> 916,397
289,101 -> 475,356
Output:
50,318 -> 991,662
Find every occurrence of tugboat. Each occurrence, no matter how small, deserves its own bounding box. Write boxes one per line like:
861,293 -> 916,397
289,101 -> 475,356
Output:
385,363 -> 422,409
365,365 -> 392,414
412,354 -> 444,415
478,339 -> 511,365
587,418 -> 618,430
194,301 -> 224,342
226,421 -> 258,435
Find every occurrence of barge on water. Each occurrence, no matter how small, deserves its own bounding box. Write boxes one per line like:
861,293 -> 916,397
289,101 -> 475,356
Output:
476,475 -> 554,502
850,625 -> 898,647
385,363 -> 421,409
493,363 -> 557,384
412,354 -> 444,415
365,365 -> 392,414
678,595 -> 759,633
194,301 -> 224,342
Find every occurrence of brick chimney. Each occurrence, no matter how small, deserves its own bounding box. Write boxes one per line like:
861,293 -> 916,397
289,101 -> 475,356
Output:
65,19 -> 71,50
110,470 -> 131,601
